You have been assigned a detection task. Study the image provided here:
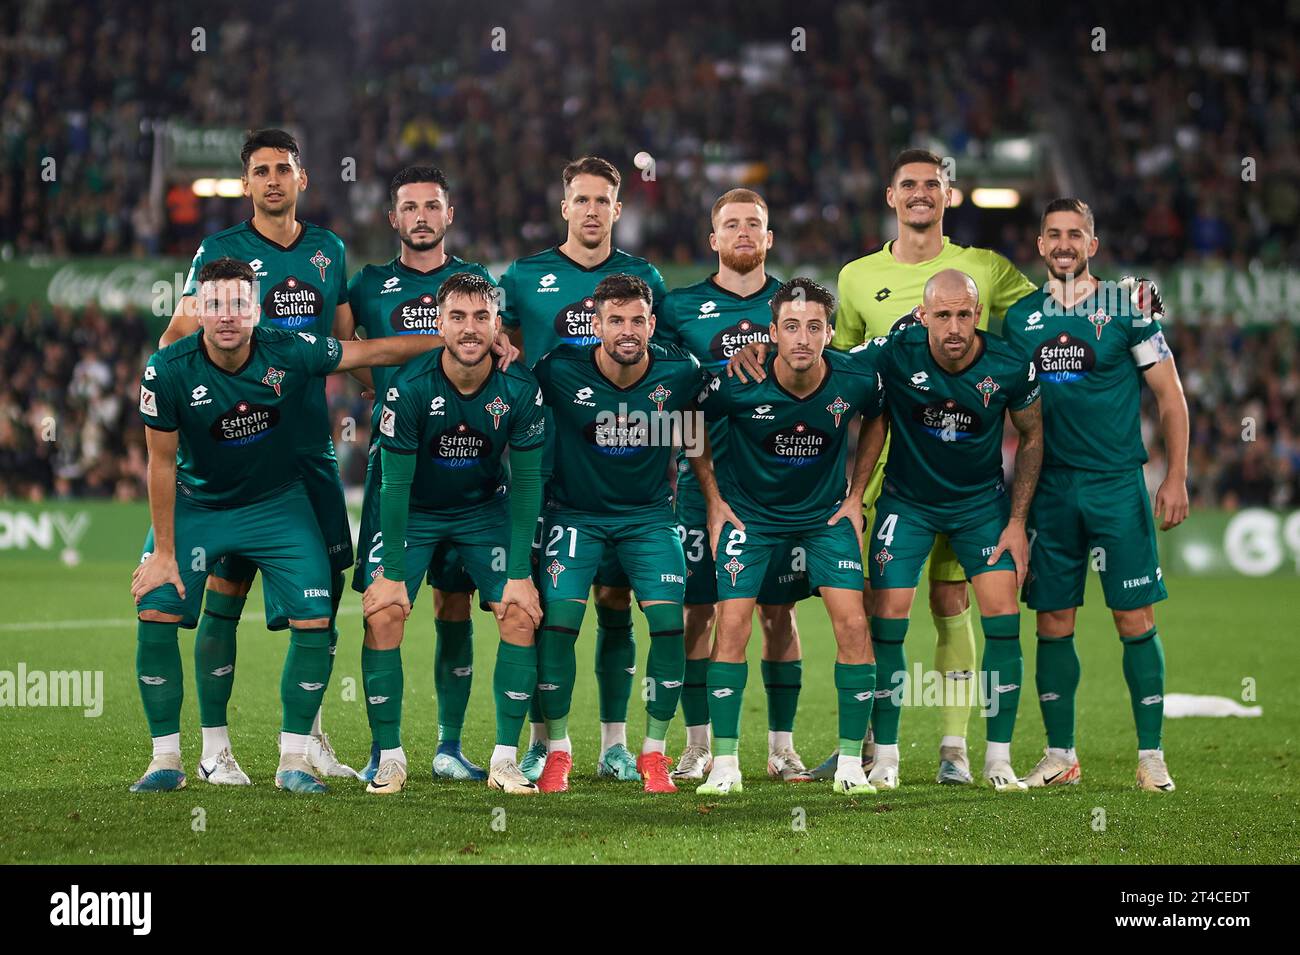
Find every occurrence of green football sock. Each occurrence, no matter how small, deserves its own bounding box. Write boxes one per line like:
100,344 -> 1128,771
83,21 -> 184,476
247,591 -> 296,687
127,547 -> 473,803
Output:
361,645 -> 403,750
1036,633 -> 1080,749
281,626 -> 331,735
434,618 -> 473,743
868,617 -> 909,745
980,614 -> 1023,744
934,605 -> 977,739
680,657 -> 711,727
595,604 -> 635,723
644,603 -> 685,724
195,591 -> 244,727
760,659 -> 802,733
537,600 -> 586,727
326,571 -> 345,683
528,691 -> 544,725
707,660 -> 747,756
1121,627 -> 1166,750
494,642 -> 538,747
835,661 -> 877,750
136,620 -> 184,738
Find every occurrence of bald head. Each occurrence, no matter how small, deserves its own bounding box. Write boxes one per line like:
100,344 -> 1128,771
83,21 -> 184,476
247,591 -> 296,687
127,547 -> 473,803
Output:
919,269 -> 983,367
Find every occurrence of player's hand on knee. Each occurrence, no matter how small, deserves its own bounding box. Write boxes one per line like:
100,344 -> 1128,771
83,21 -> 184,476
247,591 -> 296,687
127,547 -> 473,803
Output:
363,577 -> 410,619
827,498 -> 864,540
492,331 -> 520,370
1154,477 -> 1189,530
988,518 -> 1029,588
498,577 -> 542,628
707,500 -> 745,557
131,552 -> 184,604
726,342 -> 768,383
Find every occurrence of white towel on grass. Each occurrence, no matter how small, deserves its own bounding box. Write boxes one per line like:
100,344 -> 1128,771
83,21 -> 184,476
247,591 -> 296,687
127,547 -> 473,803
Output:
1164,693 -> 1262,718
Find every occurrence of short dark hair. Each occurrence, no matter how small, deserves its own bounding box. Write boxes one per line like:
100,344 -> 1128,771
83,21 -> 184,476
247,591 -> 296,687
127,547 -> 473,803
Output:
889,148 -> 945,185
770,277 -> 836,322
197,257 -> 255,285
563,156 -> 621,192
592,273 -> 651,311
1040,197 -> 1095,235
390,165 -> 451,208
241,128 -> 301,173
436,271 -> 498,309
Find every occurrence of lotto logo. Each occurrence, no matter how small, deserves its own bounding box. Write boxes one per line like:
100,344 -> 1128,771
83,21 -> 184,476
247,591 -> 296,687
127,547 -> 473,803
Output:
452,666 -> 473,677
383,275 -> 400,289
367,695 -> 389,705
661,680 -> 683,689
429,396 -> 445,414
537,683 -> 560,691
910,371 -> 929,388
711,688 -> 734,699
248,258 -> 264,273
1141,694 -> 1164,706
210,665 -> 233,677
387,387 -> 399,401
139,675 -> 166,686
699,300 -> 717,315
144,366 -> 156,380
538,273 -> 558,289
191,386 -> 207,400
854,691 -> 873,702
1026,311 -> 1043,329
505,691 -> 530,701
573,387 -> 596,406
298,682 -> 325,691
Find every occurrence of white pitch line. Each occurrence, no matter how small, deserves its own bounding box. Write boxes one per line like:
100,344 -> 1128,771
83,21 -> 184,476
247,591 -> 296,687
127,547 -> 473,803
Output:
0,605 -> 364,633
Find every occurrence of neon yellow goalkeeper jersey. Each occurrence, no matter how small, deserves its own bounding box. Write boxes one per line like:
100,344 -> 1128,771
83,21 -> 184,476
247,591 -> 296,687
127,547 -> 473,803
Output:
830,237 -> 1034,349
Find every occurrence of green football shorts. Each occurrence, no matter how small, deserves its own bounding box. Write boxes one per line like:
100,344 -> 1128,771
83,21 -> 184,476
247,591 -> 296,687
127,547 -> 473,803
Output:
713,517 -> 863,600
538,508 -> 685,604
1023,466 -> 1168,612
138,483 -> 333,629
867,489 -> 1015,590
861,453 -> 966,584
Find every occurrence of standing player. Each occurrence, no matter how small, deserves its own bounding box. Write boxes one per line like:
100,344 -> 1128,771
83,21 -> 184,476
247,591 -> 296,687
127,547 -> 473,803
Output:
855,270 -> 1044,791
731,149 -> 1036,786
499,157 -> 669,782
355,273 -> 546,796
157,129 -> 357,783
692,278 -> 884,796
654,188 -> 810,781
531,274 -> 707,794
1002,199 -> 1188,792
347,165 -> 513,783
129,258 -> 447,793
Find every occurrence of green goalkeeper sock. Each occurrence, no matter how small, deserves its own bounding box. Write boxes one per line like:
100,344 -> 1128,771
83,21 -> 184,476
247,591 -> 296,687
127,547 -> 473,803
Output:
136,620 -> 184,738
434,618 -> 473,743
980,614 -> 1023,744
537,600 -> 585,726
361,645 -> 403,750
680,658 -> 711,727
707,660 -> 747,756
868,617 -> 909,745
644,603 -> 685,724
195,591 -> 243,727
281,627 -> 331,735
1121,627 -> 1166,750
1036,633 -> 1080,749
494,642 -> 538,747
595,604 -> 635,723
835,661 -> 877,752
760,659 -> 802,733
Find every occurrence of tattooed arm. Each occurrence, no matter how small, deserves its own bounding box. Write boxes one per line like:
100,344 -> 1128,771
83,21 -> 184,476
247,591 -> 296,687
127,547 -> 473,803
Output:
987,396 -> 1043,586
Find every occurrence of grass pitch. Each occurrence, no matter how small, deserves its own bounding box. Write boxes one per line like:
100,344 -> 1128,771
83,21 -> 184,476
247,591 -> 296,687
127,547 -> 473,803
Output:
0,559 -> 1295,864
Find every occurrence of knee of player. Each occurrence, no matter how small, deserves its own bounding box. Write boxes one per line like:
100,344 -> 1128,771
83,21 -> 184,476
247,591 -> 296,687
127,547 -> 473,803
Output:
207,576 -> 253,599
1037,608 -> 1076,636
594,586 -> 632,612
291,617 -> 331,631
433,589 -> 473,621
928,581 -> 970,617
496,606 -> 536,645
1113,606 -> 1155,638
138,610 -> 182,624
363,607 -> 405,648
757,602 -> 798,641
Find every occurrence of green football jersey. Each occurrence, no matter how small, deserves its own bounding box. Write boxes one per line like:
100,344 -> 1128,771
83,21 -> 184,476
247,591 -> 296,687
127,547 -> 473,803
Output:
499,246 -> 669,364
656,273 -> 782,497
869,323 -> 1040,505
139,326 -> 342,508
697,349 -> 885,532
347,255 -> 495,431
181,220 -> 348,455
1001,282 -> 1169,471
377,348 -> 546,515
533,342 -> 707,519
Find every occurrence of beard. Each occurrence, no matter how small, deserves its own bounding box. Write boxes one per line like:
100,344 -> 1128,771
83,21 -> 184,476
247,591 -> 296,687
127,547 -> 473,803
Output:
445,338 -> 490,367
719,245 -> 765,274
604,339 -> 645,365
400,224 -> 446,251
1046,254 -> 1087,283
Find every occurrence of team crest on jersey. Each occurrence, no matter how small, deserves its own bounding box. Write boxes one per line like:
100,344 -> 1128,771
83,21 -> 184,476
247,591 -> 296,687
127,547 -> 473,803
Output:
1088,308 -> 1112,339
723,557 -> 745,586
262,367 -> 286,396
974,375 -> 999,408
648,384 -> 672,412
545,559 -> 566,587
484,395 -> 510,429
310,249 -> 331,282
874,547 -> 893,574
825,395 -> 851,427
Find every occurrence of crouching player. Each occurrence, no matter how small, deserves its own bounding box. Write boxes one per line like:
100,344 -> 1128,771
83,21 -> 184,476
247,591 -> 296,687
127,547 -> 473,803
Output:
359,273 -> 546,795
856,269 -> 1044,791
693,277 -> 886,796
130,257 -> 447,793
